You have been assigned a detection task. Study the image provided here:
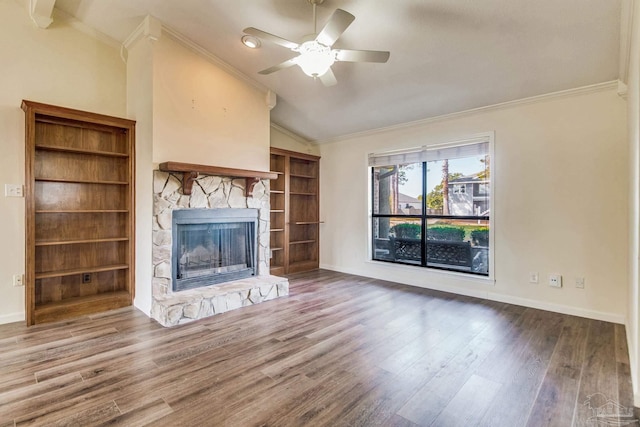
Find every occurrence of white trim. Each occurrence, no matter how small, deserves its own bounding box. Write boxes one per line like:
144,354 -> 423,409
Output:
119,16 -> 269,93
0,311 -> 24,325
619,80 -> 629,99
488,132 -> 496,280
314,81 -> 619,145
122,15 -> 162,52
51,7 -> 120,49
161,24 -> 269,94
364,260 -> 496,285
318,264 -> 624,325
266,90 -> 277,110
134,297 -> 151,317
271,123 -> 311,144
320,261 -> 493,299
486,293 -> 625,325
367,131 -> 495,282
29,0 -> 55,29
620,0 -> 635,84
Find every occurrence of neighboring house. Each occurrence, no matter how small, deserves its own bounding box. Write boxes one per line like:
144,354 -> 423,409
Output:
447,173 -> 490,216
398,192 -> 421,214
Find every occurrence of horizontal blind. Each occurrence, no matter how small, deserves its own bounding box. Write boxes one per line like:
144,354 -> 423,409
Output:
368,138 -> 489,167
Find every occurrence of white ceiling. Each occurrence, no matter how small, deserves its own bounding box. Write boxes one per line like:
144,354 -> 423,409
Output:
54,0 -> 622,142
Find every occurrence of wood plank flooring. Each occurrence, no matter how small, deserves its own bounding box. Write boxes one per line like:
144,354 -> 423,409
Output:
0,269 -> 636,426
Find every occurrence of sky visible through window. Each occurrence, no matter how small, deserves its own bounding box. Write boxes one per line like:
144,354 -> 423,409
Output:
399,155 -> 487,198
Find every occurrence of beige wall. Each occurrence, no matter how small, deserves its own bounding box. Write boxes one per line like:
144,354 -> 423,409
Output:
126,27 -> 272,314
626,0 -> 640,407
127,35 -> 155,315
0,0 -> 126,323
152,36 -> 270,172
319,87 -> 628,323
270,125 -> 320,156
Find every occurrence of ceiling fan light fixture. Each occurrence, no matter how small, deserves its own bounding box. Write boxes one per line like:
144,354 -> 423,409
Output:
241,35 -> 261,49
294,41 -> 335,77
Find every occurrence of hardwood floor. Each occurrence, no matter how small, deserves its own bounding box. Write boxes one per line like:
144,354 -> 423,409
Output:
0,269 -> 635,426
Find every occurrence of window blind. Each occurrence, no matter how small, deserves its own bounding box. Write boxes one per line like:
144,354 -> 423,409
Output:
368,138 -> 489,167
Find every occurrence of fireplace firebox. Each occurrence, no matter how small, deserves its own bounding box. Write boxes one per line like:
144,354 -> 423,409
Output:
171,208 -> 258,292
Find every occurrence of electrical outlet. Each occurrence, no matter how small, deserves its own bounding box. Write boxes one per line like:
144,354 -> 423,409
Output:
4,184 -> 23,197
575,277 -> 585,289
529,272 -> 539,284
13,274 -> 23,287
549,274 -> 562,288
82,273 -> 92,284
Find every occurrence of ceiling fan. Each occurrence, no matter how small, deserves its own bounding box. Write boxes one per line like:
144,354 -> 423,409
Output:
243,0 -> 390,87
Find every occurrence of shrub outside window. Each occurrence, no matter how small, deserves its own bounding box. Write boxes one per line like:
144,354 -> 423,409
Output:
370,140 -> 491,276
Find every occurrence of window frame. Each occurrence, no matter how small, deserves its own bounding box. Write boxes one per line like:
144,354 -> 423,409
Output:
452,184 -> 466,194
368,134 -> 495,280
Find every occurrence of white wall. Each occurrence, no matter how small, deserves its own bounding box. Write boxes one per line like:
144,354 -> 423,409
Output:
271,125 -> 320,156
319,87 -> 628,323
0,0 -> 126,323
152,36 -> 270,172
626,0 -> 640,407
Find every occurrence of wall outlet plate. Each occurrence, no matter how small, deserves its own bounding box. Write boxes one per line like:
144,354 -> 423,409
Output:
5,184 -> 23,197
13,274 -> 24,287
529,272 -> 539,283
575,277 -> 585,289
549,274 -> 562,288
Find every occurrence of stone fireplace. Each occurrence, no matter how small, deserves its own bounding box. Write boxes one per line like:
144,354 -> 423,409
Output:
151,170 -> 288,327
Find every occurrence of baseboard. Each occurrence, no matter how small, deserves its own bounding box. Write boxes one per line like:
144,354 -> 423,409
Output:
486,293 -> 625,325
319,264 -> 625,324
0,311 -> 25,325
133,298 -> 151,317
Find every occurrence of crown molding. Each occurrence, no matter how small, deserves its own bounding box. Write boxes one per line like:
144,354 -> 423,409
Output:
122,15 -> 161,52
618,80 -> 629,99
50,7 -> 120,49
313,81 -> 619,145
119,16 -> 269,94
619,0 -> 636,84
29,0 -> 55,29
161,25 -> 269,94
270,123 -> 310,144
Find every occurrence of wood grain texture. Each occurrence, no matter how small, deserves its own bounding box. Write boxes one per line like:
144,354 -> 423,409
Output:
270,148 -> 320,275
23,100 -> 135,325
158,161 -> 278,180
0,270 -> 634,426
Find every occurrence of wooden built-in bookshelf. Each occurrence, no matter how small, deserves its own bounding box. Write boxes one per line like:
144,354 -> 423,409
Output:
270,148 -> 320,275
22,100 -> 136,325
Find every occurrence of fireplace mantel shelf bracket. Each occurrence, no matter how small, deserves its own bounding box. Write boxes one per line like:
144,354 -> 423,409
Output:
159,162 -> 279,197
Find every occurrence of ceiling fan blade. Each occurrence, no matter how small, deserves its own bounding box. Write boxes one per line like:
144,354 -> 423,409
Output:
334,49 -> 390,63
258,58 -> 298,75
315,9 -> 355,47
319,68 -> 337,87
243,27 -> 299,50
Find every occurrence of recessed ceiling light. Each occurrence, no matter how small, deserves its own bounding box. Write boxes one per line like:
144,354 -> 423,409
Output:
241,35 -> 261,49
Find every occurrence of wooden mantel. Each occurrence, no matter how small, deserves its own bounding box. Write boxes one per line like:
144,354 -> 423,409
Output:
159,161 -> 278,197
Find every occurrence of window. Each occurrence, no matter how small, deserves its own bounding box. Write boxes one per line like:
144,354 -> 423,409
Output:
453,184 -> 465,194
370,139 -> 491,276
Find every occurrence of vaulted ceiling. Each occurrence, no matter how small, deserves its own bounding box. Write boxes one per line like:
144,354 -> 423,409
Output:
54,0 -> 622,142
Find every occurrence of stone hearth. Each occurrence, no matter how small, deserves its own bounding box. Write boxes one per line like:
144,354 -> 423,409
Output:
150,170 -> 289,327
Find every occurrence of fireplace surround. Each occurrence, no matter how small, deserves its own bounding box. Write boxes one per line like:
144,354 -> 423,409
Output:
151,170 -> 289,327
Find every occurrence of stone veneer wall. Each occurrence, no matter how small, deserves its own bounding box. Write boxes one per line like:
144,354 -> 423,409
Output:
150,170 -> 288,327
